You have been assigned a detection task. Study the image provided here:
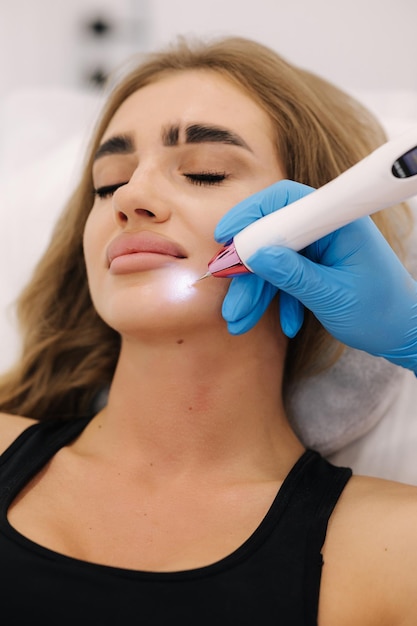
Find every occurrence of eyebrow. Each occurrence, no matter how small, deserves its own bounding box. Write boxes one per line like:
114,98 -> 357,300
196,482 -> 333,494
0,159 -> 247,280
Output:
94,123 -> 251,161
94,134 -> 134,161
163,123 -> 252,150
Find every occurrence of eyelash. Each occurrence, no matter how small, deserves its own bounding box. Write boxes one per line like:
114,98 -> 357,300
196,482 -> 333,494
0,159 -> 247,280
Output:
184,171 -> 228,186
93,183 -> 127,199
93,171 -> 228,199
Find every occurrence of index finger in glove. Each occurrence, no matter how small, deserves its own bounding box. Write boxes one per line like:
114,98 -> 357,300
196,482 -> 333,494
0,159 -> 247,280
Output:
214,180 -> 315,243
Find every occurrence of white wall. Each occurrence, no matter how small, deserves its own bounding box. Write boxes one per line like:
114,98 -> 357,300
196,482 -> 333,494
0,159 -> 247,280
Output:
0,0 -> 150,98
0,0 -> 416,98
150,0 -> 417,92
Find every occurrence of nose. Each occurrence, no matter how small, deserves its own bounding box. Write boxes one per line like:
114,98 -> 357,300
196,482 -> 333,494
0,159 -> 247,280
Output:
112,165 -> 172,227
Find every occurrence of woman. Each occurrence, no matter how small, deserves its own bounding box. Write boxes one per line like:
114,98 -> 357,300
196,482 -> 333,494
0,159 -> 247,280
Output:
1,36 -> 417,625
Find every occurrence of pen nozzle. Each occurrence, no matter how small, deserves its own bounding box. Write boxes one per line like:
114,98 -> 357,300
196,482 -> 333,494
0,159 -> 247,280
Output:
195,271 -> 212,282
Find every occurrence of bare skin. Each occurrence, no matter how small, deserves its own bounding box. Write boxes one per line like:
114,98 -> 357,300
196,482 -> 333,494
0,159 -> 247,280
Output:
2,71 -> 417,625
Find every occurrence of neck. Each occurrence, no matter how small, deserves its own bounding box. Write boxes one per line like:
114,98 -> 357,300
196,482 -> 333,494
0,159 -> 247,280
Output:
83,319 -> 304,480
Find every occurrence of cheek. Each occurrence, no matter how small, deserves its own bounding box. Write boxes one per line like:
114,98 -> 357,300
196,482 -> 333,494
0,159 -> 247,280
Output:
186,204 -> 230,261
159,265 -> 230,308
83,207 -> 110,268
149,266 -> 202,304
82,211 -> 108,305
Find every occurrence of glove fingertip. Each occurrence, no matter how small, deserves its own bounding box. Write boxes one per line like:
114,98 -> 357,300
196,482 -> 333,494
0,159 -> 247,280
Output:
279,292 -> 304,338
222,275 -> 266,320
280,316 -> 302,339
226,318 -> 255,335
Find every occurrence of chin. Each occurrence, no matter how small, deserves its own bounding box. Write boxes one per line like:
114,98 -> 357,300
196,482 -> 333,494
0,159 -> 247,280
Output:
91,265 -> 230,336
95,293 -> 226,340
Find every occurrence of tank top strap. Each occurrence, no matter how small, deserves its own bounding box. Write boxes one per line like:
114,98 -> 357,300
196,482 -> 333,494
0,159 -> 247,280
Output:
0,417 -> 91,509
292,450 -> 352,623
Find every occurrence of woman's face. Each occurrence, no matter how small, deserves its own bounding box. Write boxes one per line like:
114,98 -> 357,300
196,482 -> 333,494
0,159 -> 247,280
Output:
83,70 -> 285,338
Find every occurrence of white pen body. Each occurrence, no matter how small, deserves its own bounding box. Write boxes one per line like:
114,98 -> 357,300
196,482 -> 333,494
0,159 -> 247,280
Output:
233,127 -> 417,271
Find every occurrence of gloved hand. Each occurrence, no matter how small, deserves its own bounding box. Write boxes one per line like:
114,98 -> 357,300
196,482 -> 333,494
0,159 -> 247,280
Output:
215,180 -> 417,373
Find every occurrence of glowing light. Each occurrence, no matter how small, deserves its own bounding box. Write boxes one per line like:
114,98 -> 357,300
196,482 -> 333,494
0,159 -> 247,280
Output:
161,267 -> 200,303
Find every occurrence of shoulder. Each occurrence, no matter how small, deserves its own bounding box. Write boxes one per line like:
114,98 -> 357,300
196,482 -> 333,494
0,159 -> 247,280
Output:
331,474 -> 417,564
320,473 -> 417,625
334,473 -> 417,546
0,412 -> 38,456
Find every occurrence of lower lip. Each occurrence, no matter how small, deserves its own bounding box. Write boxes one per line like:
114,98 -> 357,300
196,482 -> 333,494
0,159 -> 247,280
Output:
109,252 -> 182,275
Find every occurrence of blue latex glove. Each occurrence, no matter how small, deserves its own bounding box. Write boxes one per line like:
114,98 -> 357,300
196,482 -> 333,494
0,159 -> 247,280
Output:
215,180 -> 417,373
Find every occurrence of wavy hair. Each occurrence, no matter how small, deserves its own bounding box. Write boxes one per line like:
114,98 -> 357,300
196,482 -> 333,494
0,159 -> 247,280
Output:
0,36 -> 411,419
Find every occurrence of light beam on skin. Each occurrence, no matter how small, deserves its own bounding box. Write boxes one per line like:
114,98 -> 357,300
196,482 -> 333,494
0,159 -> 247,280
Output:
160,267 -> 201,303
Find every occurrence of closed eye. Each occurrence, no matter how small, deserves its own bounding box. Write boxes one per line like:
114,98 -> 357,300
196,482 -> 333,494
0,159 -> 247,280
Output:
94,171 -> 228,198
184,171 -> 228,186
94,182 -> 128,199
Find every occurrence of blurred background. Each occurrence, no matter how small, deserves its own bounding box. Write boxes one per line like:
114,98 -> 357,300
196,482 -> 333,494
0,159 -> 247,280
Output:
0,0 -> 416,97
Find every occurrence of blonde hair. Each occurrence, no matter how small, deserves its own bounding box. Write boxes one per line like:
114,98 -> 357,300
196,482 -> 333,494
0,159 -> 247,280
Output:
0,36 -> 411,420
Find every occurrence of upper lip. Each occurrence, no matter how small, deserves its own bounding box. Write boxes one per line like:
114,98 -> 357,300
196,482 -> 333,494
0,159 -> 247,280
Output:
107,231 -> 187,266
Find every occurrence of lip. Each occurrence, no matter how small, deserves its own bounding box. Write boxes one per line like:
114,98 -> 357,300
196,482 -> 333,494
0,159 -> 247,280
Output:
106,231 -> 187,274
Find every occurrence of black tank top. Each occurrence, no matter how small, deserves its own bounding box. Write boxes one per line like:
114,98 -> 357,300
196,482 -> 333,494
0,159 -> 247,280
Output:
0,417 -> 351,626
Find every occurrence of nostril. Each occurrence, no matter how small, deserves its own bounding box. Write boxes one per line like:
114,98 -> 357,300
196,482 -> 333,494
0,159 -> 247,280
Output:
115,208 -> 157,223
117,211 -> 128,223
135,208 -> 156,218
